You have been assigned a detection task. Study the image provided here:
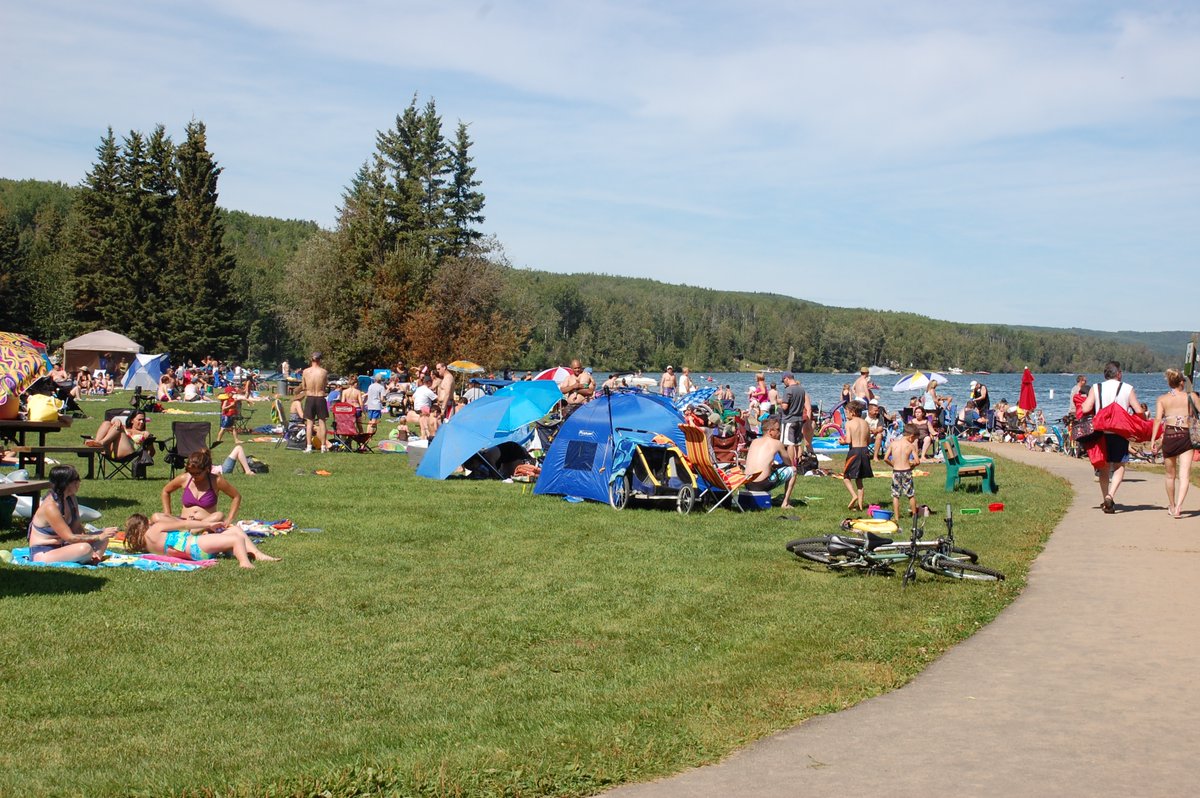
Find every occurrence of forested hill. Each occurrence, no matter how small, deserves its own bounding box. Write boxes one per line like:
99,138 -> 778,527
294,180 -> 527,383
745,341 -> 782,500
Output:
0,176 -> 1168,373
1012,326 -> 1192,361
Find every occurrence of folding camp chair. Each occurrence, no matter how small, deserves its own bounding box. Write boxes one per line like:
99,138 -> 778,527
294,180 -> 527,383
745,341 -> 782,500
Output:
165,421 -> 212,477
677,424 -> 762,513
330,402 -> 375,452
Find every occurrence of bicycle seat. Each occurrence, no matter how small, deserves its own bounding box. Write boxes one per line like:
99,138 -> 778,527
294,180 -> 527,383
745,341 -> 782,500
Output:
865,531 -> 894,551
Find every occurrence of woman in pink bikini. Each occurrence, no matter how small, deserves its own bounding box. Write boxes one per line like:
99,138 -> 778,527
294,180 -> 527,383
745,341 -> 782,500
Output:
158,448 -> 242,527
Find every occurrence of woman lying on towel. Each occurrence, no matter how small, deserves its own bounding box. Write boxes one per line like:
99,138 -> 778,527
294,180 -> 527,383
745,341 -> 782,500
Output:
122,513 -> 278,569
160,448 -> 242,527
27,465 -> 118,564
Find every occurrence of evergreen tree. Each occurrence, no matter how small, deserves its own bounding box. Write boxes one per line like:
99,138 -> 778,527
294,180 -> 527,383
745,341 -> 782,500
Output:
164,121 -> 241,359
0,205 -> 28,331
447,121 -> 485,256
66,128 -> 123,331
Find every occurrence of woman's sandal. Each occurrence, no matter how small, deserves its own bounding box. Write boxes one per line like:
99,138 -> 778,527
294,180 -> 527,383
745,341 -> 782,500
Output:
1102,495 -> 1115,514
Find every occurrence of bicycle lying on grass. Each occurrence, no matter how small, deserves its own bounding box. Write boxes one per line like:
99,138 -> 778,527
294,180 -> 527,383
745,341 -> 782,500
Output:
786,504 -> 1005,583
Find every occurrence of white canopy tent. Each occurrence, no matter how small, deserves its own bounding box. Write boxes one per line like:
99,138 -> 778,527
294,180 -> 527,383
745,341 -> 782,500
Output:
62,330 -> 142,374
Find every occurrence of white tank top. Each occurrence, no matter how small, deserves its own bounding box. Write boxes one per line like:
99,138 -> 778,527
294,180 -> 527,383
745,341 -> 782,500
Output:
1098,379 -> 1132,411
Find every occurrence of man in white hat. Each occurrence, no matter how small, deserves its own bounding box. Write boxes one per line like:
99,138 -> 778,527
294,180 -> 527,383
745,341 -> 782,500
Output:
660,366 -> 677,398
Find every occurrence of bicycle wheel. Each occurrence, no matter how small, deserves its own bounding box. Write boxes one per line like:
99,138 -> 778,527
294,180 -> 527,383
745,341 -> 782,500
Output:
785,536 -> 833,554
946,546 -> 979,564
609,473 -> 630,510
676,484 -> 696,515
921,555 -> 1005,581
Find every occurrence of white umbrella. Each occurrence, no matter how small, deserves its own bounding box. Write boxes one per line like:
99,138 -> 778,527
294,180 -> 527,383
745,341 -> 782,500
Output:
892,370 -> 950,392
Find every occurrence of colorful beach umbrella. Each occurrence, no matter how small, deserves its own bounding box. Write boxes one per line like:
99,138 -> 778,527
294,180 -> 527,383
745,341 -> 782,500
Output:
672,386 -> 717,410
1018,367 -> 1037,412
0,331 -> 53,399
534,366 -> 572,385
447,360 -> 485,374
891,370 -> 950,393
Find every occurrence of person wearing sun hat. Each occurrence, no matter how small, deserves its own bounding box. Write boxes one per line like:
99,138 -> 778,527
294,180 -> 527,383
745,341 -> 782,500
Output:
660,365 -> 677,398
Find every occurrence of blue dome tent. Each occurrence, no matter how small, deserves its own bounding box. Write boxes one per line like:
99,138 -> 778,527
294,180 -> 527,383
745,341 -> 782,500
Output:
534,390 -> 690,504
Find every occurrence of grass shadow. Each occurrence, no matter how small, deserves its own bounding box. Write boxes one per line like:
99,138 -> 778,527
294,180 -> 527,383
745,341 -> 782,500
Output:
0,567 -> 107,598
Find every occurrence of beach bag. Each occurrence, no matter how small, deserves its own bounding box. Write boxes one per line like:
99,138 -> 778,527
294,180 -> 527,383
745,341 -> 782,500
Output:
1070,415 -> 1098,445
27,394 -> 64,422
1189,395 -> 1200,449
1087,436 -> 1108,469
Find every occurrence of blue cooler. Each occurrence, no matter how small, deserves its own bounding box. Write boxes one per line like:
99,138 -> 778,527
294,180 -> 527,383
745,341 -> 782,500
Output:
738,490 -> 773,510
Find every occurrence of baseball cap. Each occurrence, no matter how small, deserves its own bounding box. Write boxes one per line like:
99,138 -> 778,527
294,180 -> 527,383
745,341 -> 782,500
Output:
782,372 -> 795,380
859,366 -> 869,374
969,380 -> 977,387
869,398 -> 879,405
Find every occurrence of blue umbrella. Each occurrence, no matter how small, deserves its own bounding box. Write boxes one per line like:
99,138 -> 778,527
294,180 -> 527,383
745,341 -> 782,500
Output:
415,394 -> 531,480
493,380 -> 563,431
672,386 -> 717,410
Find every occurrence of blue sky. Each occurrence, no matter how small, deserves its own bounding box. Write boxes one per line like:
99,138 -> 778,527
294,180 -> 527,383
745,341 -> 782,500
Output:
2,1 -> 1196,331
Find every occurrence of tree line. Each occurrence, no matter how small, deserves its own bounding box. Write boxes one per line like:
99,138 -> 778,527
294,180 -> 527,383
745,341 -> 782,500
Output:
0,99 -> 1167,375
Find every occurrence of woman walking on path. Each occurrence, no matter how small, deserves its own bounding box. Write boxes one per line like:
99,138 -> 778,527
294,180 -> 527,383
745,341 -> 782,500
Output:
1149,369 -> 1197,519
1080,361 -> 1144,513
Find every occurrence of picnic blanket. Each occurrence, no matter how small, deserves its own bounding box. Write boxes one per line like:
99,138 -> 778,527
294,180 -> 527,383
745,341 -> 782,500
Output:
5,547 -> 216,571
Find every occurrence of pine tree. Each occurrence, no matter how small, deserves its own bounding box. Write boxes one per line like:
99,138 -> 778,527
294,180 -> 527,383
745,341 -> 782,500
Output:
164,121 -> 241,360
66,128 -> 123,331
447,121 -> 485,256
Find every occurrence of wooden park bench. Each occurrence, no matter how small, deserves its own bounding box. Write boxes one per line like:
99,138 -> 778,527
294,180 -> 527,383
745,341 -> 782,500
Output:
14,445 -> 99,480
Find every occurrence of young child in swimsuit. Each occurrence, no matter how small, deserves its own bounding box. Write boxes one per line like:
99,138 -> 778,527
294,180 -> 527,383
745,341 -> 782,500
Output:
122,513 -> 279,569
26,465 -> 118,564
841,401 -> 873,511
885,423 -> 920,519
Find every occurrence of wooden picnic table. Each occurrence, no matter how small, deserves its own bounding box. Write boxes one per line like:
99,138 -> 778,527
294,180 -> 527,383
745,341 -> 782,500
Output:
0,478 -> 53,516
0,416 -> 73,448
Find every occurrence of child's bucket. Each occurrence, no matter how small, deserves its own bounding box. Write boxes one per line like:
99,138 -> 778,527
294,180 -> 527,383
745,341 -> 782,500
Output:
870,508 -> 893,521
988,502 -> 1005,512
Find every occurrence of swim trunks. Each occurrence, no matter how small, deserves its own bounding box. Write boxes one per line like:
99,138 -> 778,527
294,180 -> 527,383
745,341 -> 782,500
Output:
781,421 -> 804,447
843,447 -> 874,480
746,465 -> 796,492
303,395 -> 329,421
891,470 -> 914,498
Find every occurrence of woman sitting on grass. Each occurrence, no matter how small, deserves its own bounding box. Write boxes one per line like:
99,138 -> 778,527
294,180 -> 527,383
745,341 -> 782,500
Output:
159,448 -> 242,527
85,410 -> 152,458
122,513 -> 278,569
27,465 -> 117,564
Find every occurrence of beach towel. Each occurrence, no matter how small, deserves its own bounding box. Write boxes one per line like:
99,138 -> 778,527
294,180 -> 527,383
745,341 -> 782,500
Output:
6,547 -> 215,571
236,519 -> 294,537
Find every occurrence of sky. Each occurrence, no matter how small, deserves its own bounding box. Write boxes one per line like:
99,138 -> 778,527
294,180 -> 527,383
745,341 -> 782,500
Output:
2,0 -> 1197,331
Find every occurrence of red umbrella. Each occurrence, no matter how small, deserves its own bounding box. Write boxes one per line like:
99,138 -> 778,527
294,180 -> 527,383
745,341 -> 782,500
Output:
534,366 -> 572,385
1018,367 -> 1037,412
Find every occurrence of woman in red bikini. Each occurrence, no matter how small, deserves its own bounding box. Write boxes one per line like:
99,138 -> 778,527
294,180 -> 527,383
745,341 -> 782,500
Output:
158,448 -> 242,527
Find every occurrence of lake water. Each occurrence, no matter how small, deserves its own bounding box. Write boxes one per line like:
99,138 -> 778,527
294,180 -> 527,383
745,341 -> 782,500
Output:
600,371 -> 1169,423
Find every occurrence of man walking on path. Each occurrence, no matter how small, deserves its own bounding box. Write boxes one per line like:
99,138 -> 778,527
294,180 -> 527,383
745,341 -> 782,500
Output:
1079,360 -> 1144,513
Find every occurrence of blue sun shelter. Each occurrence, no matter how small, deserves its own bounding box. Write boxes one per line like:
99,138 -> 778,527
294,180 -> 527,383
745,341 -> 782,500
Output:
121,353 -> 169,391
534,390 -> 689,504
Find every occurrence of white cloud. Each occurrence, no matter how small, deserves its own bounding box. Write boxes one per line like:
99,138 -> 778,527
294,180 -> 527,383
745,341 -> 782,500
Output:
1,0 -> 1197,328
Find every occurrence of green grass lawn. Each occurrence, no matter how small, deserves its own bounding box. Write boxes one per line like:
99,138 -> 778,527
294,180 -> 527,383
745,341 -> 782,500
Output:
1,397 -> 1071,797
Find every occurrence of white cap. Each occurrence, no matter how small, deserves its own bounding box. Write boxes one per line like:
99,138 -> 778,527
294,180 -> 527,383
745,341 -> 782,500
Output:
869,398 -> 879,405
969,380 -> 977,387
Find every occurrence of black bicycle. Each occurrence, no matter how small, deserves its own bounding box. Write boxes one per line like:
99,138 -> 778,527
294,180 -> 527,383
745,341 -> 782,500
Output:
787,504 -> 1004,582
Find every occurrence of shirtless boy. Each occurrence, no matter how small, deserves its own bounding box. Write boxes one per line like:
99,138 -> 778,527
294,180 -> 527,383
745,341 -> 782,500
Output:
841,401 -> 873,511
744,418 -> 799,509
301,352 -> 329,453
886,423 -> 920,519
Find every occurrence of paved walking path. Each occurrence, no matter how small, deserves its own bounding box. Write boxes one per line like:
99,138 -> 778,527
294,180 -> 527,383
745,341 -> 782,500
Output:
607,446 -> 1198,797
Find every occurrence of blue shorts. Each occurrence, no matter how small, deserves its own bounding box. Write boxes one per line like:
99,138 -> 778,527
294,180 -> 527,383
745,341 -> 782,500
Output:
220,415 -> 235,429
367,409 -> 382,420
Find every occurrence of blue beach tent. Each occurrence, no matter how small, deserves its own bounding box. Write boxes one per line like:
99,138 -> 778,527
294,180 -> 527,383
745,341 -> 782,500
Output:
534,390 -> 689,504
121,353 -> 169,391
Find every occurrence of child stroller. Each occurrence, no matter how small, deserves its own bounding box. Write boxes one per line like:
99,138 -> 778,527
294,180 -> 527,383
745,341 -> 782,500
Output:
607,432 -> 700,514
